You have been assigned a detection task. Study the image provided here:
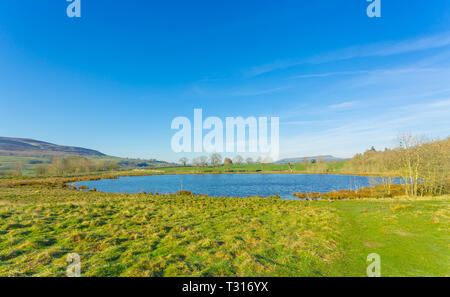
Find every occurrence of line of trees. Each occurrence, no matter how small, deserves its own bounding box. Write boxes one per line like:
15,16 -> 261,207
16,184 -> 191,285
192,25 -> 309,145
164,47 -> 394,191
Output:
299,156 -> 329,173
35,156 -> 119,176
179,154 -> 272,168
343,135 -> 449,196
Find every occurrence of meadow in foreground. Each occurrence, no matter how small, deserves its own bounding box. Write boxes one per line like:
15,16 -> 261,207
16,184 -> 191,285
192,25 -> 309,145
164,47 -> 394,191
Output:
0,186 -> 448,277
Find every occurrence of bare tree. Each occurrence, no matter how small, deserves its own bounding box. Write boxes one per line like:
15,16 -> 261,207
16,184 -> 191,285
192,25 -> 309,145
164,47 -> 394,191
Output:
210,153 -> 222,167
35,164 -> 48,176
262,156 -> 273,163
192,157 -> 200,167
287,162 -> 293,172
13,161 -> 23,176
233,155 -> 244,165
397,134 -> 424,196
315,156 -> 327,173
179,157 -> 188,166
245,157 -> 253,165
199,155 -> 208,167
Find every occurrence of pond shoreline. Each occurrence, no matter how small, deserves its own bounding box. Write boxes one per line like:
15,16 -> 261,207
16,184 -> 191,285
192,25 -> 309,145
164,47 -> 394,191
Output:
0,169 -> 399,188
72,173 -> 395,199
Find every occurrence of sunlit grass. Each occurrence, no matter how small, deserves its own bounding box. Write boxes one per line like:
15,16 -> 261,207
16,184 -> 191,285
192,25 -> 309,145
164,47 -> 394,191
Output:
0,187 -> 448,277
0,187 -> 341,276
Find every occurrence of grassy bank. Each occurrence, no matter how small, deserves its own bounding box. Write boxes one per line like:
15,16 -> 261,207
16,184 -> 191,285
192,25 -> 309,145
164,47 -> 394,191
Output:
0,186 -> 448,276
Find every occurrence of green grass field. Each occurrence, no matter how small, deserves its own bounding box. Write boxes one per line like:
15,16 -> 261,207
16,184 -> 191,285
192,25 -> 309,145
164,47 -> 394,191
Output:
0,185 -> 448,277
159,163 -> 345,173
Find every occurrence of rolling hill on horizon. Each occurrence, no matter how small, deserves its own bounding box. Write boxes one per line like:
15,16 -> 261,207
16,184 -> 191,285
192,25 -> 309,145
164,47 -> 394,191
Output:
0,137 -> 106,157
275,155 -> 347,164
0,137 -> 171,175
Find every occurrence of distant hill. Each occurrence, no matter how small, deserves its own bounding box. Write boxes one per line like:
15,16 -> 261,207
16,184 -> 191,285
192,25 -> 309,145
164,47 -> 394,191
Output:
0,137 -> 106,157
275,155 -> 346,164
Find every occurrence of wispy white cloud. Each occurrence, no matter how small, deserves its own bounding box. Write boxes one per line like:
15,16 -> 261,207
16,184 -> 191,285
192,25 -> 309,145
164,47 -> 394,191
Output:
290,70 -> 370,79
281,119 -> 339,126
279,98 -> 450,159
363,33 -> 450,57
197,77 -> 229,83
245,31 -> 450,77
290,67 -> 441,81
245,59 -> 299,78
232,86 -> 287,96
328,101 -> 360,110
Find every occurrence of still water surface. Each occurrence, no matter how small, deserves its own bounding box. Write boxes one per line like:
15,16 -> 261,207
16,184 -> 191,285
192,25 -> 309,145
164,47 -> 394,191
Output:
74,174 -> 392,199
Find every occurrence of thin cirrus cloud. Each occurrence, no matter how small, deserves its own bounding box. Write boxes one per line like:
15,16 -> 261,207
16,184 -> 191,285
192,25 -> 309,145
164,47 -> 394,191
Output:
290,70 -> 371,79
245,31 -> 450,77
231,86 -> 288,97
290,67 -> 441,80
280,98 -> 450,158
328,101 -> 360,110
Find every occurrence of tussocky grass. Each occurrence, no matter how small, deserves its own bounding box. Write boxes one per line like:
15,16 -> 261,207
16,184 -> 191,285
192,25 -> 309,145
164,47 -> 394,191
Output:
0,186 -> 448,277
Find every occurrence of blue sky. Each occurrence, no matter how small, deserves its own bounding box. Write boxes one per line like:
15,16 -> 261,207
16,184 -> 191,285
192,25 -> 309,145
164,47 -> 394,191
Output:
0,1 -> 449,161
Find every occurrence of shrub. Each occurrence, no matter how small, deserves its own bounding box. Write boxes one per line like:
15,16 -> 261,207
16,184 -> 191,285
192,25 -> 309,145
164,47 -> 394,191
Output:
177,190 -> 194,196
